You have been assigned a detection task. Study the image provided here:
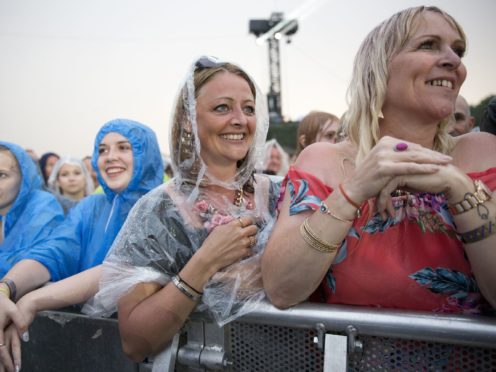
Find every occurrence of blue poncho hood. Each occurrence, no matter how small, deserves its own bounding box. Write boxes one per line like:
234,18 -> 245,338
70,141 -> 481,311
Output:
0,142 -> 64,276
92,119 -> 164,203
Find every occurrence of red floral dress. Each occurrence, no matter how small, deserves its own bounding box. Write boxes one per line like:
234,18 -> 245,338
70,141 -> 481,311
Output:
282,166 -> 496,314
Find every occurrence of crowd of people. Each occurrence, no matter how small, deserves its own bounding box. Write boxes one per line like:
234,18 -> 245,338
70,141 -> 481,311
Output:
1,5 -> 495,371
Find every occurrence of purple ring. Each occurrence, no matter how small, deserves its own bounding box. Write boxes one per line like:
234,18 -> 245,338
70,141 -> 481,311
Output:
394,142 -> 408,152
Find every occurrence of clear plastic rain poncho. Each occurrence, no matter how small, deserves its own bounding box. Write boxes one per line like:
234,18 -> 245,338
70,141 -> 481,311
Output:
84,56 -> 280,328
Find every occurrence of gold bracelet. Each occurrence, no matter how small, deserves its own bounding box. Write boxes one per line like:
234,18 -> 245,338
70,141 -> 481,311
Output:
0,285 -> 10,299
299,217 -> 341,253
449,180 -> 492,215
460,214 -> 496,244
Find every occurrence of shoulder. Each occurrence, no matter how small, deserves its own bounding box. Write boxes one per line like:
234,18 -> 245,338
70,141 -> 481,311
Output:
451,132 -> 496,172
294,141 -> 355,187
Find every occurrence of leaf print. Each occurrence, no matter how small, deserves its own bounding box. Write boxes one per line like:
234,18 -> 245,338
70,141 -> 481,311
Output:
288,179 -> 323,215
332,240 -> 347,264
409,267 -> 478,297
438,205 -> 455,228
347,226 -> 360,240
362,214 -> 396,234
325,267 -> 336,293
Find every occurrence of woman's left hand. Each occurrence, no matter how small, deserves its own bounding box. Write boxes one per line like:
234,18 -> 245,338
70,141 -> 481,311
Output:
375,163 -> 473,217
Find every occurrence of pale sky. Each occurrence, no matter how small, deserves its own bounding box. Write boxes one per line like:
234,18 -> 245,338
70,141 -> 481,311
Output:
1,0 -> 495,158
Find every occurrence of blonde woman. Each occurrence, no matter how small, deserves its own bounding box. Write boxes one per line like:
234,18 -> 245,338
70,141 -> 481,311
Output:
263,6 -> 496,314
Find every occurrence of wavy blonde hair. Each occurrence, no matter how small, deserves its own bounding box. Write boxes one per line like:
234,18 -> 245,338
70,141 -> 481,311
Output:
341,6 -> 465,164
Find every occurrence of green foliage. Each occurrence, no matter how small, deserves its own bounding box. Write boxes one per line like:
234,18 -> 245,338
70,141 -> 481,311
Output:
266,121 -> 298,156
470,94 -> 495,127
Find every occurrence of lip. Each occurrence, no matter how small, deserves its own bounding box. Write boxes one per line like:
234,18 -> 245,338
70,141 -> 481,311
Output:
105,166 -> 126,178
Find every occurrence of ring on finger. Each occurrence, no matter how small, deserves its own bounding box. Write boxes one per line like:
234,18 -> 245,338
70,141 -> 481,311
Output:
237,217 -> 245,228
394,142 -> 408,152
248,235 -> 257,248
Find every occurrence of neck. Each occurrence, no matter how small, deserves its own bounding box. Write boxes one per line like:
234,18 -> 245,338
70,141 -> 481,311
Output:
205,163 -> 238,184
64,190 -> 86,201
379,111 -> 439,149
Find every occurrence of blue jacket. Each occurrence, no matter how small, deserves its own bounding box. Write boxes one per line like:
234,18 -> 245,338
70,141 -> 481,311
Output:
23,119 -> 164,281
0,142 -> 64,276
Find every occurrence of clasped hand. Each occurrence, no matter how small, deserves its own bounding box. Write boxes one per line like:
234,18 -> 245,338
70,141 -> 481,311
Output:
0,296 -> 32,372
343,136 -> 461,218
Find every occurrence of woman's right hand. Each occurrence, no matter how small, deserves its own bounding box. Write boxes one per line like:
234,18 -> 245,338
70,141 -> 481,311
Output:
199,216 -> 258,274
0,295 -> 31,372
343,136 -> 453,204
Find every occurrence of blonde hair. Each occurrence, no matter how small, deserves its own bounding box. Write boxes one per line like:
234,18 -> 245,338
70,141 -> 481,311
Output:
341,6 -> 465,164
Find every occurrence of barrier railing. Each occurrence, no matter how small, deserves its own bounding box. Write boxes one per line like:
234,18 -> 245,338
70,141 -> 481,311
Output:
22,301 -> 496,371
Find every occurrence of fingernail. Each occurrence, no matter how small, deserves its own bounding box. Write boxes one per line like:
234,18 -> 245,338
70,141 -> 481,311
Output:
16,365 -> 20,372
22,331 -> 29,342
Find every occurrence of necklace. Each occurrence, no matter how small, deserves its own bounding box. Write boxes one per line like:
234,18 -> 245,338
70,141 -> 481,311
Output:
233,187 -> 244,207
194,186 -> 252,232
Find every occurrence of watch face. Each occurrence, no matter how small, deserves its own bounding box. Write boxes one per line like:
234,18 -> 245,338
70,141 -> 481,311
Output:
476,180 -> 492,197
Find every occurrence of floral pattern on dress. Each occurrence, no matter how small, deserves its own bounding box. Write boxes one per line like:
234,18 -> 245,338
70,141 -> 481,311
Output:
410,267 -> 480,314
363,193 -> 457,238
282,166 -> 496,314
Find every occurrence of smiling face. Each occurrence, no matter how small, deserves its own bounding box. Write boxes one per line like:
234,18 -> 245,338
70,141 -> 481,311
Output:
383,11 -> 467,123
0,150 -> 21,216
196,71 -> 256,171
57,163 -> 87,200
96,132 -> 134,193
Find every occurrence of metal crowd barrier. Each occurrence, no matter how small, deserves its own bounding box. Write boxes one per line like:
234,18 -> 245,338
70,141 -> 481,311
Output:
22,301 -> 496,371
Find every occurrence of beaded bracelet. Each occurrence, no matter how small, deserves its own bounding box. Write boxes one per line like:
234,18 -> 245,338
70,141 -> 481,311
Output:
0,278 -> 17,301
300,217 -> 341,254
171,275 -> 202,302
319,201 -> 354,223
460,215 -> 496,244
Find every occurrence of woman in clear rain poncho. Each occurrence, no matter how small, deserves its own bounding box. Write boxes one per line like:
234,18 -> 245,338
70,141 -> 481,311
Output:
82,56 -> 280,363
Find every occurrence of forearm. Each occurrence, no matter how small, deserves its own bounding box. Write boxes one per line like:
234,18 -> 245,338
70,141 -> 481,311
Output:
21,265 -> 102,314
119,254 -> 218,362
454,203 -> 496,307
263,189 -> 355,308
448,175 -> 496,307
2,260 -> 51,299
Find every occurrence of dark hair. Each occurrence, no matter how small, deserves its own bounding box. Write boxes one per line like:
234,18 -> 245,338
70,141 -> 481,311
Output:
38,152 -> 60,184
480,96 -> 496,135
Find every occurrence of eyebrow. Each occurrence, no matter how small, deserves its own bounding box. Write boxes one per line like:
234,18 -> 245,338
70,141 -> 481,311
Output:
412,34 -> 465,46
99,140 -> 131,147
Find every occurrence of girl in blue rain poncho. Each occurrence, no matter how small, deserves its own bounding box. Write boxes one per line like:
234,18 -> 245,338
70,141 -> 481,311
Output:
1,119 -> 164,296
0,142 -> 64,277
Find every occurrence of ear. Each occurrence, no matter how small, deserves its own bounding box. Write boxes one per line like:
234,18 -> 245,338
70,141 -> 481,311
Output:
468,116 -> 475,130
298,134 -> 306,148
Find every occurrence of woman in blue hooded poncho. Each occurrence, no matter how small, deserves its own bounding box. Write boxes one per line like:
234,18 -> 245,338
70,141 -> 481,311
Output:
0,118 -> 163,308
0,143 -> 64,277
0,118 -> 163,371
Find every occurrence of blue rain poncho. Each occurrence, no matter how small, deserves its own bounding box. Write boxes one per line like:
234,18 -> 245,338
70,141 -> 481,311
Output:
23,119 -> 164,281
0,142 -> 64,276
